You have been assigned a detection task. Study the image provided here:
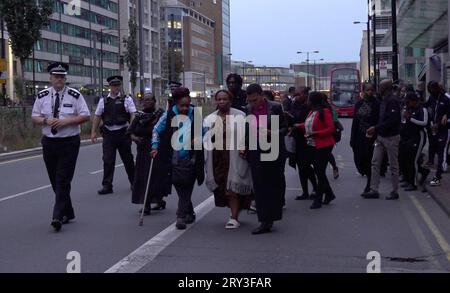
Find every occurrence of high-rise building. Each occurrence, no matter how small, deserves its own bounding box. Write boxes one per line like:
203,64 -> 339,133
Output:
22,0 -> 122,104
370,0 -> 394,80
120,0 -> 162,97
160,0 -> 228,96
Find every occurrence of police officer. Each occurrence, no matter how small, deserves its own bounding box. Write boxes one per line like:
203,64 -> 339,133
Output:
399,92 -> 429,191
31,62 -> 91,232
91,76 -> 137,195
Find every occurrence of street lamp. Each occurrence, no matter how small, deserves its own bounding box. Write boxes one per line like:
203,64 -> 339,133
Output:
297,51 -> 319,88
354,20 -> 371,83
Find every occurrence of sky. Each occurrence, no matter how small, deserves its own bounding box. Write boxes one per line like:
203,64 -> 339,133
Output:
230,0 -> 367,66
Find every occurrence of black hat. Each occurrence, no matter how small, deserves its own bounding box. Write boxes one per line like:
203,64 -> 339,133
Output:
107,76 -> 123,86
48,62 -> 69,75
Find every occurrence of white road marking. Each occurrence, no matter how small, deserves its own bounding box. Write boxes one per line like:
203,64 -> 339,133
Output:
105,196 -> 215,273
90,164 -> 124,175
0,185 -> 52,203
0,155 -> 42,166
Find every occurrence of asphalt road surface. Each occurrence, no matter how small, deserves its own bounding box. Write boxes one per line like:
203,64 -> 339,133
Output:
1,119 -> 449,273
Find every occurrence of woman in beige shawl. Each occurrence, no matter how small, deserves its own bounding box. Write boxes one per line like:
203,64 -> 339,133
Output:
204,90 -> 253,229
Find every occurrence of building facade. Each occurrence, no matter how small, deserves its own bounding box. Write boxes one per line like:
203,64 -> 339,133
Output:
383,0 -> 447,90
30,0 -> 122,103
291,62 -> 359,92
160,0 -> 228,96
370,0 -> 394,80
120,0 -> 162,97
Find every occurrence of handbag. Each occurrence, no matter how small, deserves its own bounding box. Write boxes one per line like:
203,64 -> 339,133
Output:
333,120 -> 344,143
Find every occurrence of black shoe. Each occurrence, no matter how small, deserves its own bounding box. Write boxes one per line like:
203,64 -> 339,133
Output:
404,185 -> 418,192
295,194 -> 310,201
51,220 -> 62,232
386,192 -> 400,200
251,222 -> 273,235
323,194 -> 336,205
98,187 -> 113,195
62,215 -> 75,224
185,213 -> 196,224
309,191 -> 317,201
176,218 -> 187,230
151,200 -> 167,211
362,191 -> 380,199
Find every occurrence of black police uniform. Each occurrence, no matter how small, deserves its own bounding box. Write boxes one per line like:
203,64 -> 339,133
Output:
96,76 -> 136,194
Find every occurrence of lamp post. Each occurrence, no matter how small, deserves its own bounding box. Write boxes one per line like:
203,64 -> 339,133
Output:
354,19 -> 371,83
391,0 -> 399,83
297,51 -> 319,88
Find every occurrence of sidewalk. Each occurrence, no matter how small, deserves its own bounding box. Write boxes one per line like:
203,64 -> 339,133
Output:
426,172 -> 450,218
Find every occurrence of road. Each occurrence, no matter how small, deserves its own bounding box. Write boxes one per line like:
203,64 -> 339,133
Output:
1,119 -> 449,273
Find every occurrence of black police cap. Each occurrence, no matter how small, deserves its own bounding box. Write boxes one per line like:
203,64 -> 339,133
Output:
48,62 -> 69,75
107,75 -> 123,86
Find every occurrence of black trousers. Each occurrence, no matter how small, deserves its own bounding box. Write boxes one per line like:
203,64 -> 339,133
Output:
295,146 -> 318,196
435,130 -> 449,179
42,135 -> 80,221
310,146 -> 335,202
102,128 -> 135,189
400,132 -> 426,186
174,183 -> 195,219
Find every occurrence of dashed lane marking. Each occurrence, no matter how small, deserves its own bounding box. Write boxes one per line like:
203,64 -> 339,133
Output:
90,164 -> 124,175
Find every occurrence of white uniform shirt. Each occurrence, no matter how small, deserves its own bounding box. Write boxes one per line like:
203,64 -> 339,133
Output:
95,94 -> 137,131
32,86 -> 91,138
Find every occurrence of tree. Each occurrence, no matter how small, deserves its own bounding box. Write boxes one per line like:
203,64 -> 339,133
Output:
2,0 -> 54,98
123,19 -> 138,96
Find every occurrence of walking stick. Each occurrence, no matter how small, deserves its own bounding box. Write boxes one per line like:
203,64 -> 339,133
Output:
139,158 -> 154,226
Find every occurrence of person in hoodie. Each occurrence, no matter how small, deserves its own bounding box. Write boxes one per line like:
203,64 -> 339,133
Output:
363,79 -> 401,200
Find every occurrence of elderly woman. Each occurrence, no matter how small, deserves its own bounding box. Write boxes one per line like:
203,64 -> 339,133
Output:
204,90 -> 253,229
151,87 -> 205,230
128,92 -> 165,215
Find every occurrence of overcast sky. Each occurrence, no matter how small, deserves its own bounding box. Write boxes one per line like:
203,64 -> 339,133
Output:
230,0 -> 367,66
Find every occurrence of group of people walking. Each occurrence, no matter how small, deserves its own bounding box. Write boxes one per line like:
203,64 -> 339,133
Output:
351,79 -> 450,200
32,62 -> 341,234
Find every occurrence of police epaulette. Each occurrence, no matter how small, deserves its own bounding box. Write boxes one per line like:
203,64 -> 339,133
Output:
68,89 -> 81,99
37,90 -> 50,99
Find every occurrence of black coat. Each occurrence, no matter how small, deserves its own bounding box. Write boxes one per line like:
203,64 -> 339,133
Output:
350,97 -> 380,176
245,100 -> 288,223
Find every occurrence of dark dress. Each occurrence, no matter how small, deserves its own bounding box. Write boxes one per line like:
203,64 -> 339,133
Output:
128,109 -> 165,207
350,97 -> 380,189
246,100 -> 288,223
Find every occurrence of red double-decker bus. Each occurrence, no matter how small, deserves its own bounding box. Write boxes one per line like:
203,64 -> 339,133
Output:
329,68 -> 361,117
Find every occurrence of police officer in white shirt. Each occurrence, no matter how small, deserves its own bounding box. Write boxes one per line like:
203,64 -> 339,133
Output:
31,62 -> 91,232
91,76 -> 137,195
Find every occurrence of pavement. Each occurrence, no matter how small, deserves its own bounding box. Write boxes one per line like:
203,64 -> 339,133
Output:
0,119 -> 449,273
